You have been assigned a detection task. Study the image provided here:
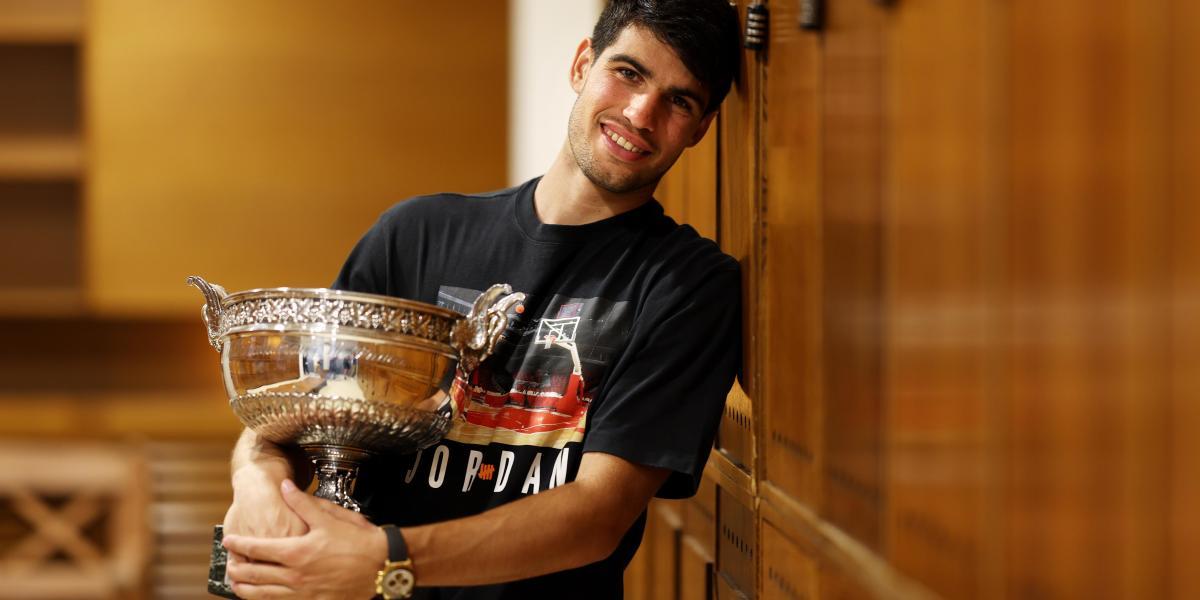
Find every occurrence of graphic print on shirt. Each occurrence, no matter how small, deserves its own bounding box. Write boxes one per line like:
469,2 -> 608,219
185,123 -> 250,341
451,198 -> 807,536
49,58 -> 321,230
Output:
436,286 -> 633,449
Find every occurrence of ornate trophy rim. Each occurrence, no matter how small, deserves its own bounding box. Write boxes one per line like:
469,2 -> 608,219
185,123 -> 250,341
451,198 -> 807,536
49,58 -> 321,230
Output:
221,286 -> 462,320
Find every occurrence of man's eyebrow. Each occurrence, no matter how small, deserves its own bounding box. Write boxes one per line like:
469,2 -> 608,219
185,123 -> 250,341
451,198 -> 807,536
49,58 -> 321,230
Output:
607,53 -> 707,107
608,53 -> 653,79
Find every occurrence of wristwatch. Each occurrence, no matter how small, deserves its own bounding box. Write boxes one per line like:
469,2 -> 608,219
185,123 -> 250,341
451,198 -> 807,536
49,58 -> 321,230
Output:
375,524 -> 416,599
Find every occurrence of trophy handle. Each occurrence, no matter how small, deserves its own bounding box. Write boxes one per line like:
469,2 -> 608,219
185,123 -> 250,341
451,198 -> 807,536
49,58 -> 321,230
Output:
451,284 -> 526,373
187,275 -> 229,353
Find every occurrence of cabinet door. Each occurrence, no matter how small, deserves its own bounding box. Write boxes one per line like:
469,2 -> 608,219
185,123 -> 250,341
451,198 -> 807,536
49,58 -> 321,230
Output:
760,0 -> 823,510
1003,1 -> 1174,596
881,0 -> 1004,596
818,0 -> 886,552
86,0 -> 508,313
1171,3 -> 1200,598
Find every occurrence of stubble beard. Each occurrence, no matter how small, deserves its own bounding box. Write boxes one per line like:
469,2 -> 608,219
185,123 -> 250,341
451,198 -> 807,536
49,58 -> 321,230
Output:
566,98 -> 664,195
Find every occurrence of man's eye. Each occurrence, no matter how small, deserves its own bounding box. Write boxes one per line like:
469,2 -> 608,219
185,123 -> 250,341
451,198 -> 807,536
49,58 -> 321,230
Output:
617,67 -> 638,80
672,96 -> 693,112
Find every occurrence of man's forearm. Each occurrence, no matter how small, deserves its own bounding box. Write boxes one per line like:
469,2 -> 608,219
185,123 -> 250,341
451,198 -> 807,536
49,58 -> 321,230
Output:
398,452 -> 666,588
401,481 -> 618,587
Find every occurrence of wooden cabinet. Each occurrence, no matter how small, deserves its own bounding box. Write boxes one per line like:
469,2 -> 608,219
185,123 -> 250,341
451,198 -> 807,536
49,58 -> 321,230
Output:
3,1 -> 508,316
630,0 -> 1194,598
0,1 -> 85,315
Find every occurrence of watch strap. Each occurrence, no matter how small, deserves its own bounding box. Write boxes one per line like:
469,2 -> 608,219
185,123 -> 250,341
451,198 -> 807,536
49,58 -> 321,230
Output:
381,524 -> 409,562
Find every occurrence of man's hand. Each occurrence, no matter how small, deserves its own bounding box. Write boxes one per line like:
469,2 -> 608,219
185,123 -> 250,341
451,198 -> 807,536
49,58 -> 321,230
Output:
224,463 -> 309,539
222,479 -> 388,600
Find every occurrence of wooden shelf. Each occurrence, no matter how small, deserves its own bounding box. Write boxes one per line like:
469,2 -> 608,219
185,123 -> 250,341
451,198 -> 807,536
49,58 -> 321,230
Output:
0,286 -> 83,316
0,390 -> 242,438
0,0 -> 84,43
0,135 -> 83,179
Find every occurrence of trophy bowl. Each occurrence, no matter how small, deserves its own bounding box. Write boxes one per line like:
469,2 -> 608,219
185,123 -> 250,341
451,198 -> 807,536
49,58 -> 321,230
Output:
187,275 -> 525,512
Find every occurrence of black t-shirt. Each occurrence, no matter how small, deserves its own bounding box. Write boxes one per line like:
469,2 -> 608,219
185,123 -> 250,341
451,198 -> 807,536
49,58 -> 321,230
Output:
332,177 -> 740,599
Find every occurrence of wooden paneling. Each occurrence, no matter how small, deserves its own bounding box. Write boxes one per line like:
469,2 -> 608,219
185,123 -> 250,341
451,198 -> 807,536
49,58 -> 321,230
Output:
0,40 -> 83,313
0,182 -> 80,310
606,1 -> 1189,598
761,520 -> 817,600
0,317 -> 222,394
720,381 -> 755,471
144,441 -> 235,600
0,43 -> 78,137
819,0 -> 885,552
881,0 -> 1004,596
658,124 -> 718,241
681,532 -> 714,600
0,0 -> 83,43
1169,0 -> 1200,596
625,500 -> 681,600
718,0 -> 762,402
85,1 -> 508,314
717,485 -> 757,597
761,0 -> 823,512
818,568 -> 873,600
684,477 -> 717,600
1005,1 -> 1172,597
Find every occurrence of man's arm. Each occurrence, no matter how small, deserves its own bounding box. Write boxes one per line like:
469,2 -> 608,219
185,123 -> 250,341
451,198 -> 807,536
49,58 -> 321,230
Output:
404,451 -> 668,586
222,451 -> 669,596
224,428 -> 312,540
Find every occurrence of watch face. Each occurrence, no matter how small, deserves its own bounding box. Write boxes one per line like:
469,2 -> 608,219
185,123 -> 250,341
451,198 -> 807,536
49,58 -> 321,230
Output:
383,568 -> 415,597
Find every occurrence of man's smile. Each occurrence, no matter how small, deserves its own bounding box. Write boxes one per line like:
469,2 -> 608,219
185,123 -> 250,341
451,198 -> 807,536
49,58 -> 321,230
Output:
600,123 -> 651,160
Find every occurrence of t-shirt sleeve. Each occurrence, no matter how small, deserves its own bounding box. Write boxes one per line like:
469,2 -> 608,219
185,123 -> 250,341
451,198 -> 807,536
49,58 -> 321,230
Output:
581,263 -> 742,499
331,206 -> 410,296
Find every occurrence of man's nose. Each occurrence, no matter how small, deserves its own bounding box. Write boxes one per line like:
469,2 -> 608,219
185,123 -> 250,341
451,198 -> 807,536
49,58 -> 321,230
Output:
623,93 -> 656,132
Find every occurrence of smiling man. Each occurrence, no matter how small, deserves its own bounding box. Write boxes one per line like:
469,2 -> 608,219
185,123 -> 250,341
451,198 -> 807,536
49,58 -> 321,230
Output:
219,1 -> 743,598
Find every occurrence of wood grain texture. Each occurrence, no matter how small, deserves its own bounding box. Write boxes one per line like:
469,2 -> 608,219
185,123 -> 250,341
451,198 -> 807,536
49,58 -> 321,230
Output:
85,0 -> 508,314
1168,0 -> 1199,596
819,0 -> 885,552
1006,1 -> 1172,597
761,0 -> 823,510
718,0 -> 763,405
881,0 -> 1006,596
657,125 -> 718,241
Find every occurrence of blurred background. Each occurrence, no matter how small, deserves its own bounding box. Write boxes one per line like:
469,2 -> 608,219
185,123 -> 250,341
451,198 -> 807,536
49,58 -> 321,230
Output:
0,0 -> 1194,599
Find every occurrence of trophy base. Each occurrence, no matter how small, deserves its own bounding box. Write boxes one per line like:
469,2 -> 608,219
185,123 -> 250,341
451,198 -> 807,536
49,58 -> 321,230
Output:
208,526 -> 239,599
305,444 -> 374,512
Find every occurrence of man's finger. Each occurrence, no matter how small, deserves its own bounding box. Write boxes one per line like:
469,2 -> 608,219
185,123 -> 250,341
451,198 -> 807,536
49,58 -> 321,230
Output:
227,560 -> 296,587
322,502 -> 372,526
230,582 -> 294,600
278,479 -> 333,526
222,534 -> 293,564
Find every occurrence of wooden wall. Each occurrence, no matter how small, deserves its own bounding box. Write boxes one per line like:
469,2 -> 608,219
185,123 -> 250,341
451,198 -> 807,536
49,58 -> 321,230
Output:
629,0 -> 1195,598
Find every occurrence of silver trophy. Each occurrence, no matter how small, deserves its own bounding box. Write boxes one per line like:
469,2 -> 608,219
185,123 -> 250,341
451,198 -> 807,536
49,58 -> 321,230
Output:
187,276 -> 524,597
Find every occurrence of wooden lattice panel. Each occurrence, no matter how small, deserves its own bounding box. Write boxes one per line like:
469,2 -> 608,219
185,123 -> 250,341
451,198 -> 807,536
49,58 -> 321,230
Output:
0,443 -> 147,599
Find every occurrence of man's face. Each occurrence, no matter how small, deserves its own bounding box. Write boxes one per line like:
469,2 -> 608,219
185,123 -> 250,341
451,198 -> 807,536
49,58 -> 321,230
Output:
567,25 -> 717,195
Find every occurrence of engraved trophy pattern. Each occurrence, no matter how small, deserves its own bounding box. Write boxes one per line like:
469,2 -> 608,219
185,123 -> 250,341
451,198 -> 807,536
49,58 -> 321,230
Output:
187,276 -> 524,598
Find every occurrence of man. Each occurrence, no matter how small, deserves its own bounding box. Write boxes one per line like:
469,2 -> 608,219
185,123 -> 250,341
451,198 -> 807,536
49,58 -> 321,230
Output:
220,1 -> 743,598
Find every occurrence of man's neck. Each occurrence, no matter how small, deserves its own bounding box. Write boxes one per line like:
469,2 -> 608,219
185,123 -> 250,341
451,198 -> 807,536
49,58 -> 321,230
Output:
533,142 -> 656,226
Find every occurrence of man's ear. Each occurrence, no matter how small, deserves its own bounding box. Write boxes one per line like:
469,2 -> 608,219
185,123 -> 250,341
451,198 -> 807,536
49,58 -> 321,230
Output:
688,111 -> 718,147
570,38 -> 594,94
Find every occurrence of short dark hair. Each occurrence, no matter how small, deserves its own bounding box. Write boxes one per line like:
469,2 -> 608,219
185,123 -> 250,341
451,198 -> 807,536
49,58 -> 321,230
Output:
591,0 -> 742,114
